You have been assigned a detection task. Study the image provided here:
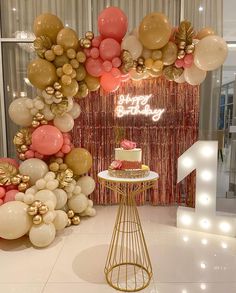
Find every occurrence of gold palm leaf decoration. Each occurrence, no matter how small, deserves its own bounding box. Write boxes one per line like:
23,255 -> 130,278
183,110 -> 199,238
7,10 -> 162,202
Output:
163,65 -> 183,81
0,162 -> 18,186
175,20 -> 195,59
51,98 -> 68,116
120,50 -> 134,73
34,35 -> 52,58
57,168 -> 74,188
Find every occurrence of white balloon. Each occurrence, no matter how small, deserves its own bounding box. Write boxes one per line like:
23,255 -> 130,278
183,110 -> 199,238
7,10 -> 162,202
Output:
184,64 -> 207,85
53,113 -> 74,132
68,193 -> 88,213
130,27 -> 139,38
0,201 -> 32,239
175,72 -> 186,83
43,211 -> 56,224
29,223 -> 56,247
194,35 -> 228,71
121,35 -> 143,60
54,188 -> 68,209
41,104 -> 55,121
68,102 -> 81,119
53,210 -> 68,230
66,97 -> 74,112
19,158 -> 48,185
76,176 -> 95,196
35,189 -> 57,208
8,98 -> 33,126
80,207 -> 96,217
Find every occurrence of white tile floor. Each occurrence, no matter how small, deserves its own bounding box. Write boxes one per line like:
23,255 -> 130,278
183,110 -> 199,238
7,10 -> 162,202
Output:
1,205 -> 236,293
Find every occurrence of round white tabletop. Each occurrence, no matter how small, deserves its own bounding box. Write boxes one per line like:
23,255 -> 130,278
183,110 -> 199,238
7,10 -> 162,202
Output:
98,170 -> 159,183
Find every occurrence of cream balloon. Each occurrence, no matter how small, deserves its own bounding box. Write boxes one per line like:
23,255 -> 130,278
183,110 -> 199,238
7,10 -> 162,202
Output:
184,64 -> 206,85
175,72 -> 186,83
41,104 -> 55,121
29,223 -> 56,247
130,27 -> 139,38
8,98 -> 33,126
194,35 -> 228,71
196,27 -> 215,40
129,68 -> 147,81
19,158 -> 48,185
53,113 -> 74,132
35,189 -> 57,208
0,201 -> 32,239
68,102 -> 81,119
53,210 -> 68,230
142,48 -> 152,59
121,35 -> 143,60
77,176 -> 95,196
54,188 -> 67,209
68,193 -> 88,213
66,97 -> 74,112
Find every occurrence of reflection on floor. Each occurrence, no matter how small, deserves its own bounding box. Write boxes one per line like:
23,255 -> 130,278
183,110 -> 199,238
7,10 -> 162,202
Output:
1,205 -> 236,293
217,146 -> 231,198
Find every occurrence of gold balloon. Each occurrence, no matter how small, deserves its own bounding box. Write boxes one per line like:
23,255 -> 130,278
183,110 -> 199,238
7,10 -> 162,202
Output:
33,13 -> 64,43
139,13 -> 172,49
33,214 -> 43,225
39,205 -> 49,215
85,74 -> 100,91
65,148 -> 92,176
161,42 -> 178,65
32,200 -> 43,208
54,54 -> 70,68
67,210 -> 75,219
144,58 -> 154,69
76,82 -> 89,98
27,58 -> 58,90
76,65 -> 86,81
196,27 -> 215,40
147,69 -> 162,78
57,28 -> 79,50
61,79 -> 79,97
27,206 -> 38,216
72,216 -> 80,225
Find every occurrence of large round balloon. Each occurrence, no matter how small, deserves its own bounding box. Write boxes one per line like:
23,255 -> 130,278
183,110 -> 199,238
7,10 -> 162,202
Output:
8,98 -> 33,127
53,113 -> 74,132
53,210 -> 68,230
0,201 -> 32,239
99,38 -> 121,61
98,7 -> 128,41
85,57 -> 103,77
56,28 -> 79,50
33,13 -> 63,43
31,125 -> 63,155
121,35 -> 143,60
139,13 -> 171,49
68,193 -> 88,213
84,74 -> 100,91
196,27 -> 215,40
35,189 -> 57,208
194,35 -> 228,71
184,64 -> 206,85
77,176 -> 95,196
65,148 -> 92,176
68,102 -> 81,119
161,42 -> 178,65
54,188 -> 67,209
100,72 -> 121,92
19,158 -> 48,185
27,58 -> 57,90
61,79 -> 79,97
29,223 -> 56,247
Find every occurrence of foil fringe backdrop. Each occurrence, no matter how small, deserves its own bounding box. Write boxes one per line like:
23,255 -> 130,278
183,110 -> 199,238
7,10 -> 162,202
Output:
72,77 -> 199,206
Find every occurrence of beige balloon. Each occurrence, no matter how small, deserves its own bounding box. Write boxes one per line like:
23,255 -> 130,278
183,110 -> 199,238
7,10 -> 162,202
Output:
61,79 -> 79,97
139,12 -> 172,49
57,28 -> 79,50
142,48 -> 152,59
77,176 -> 95,196
29,223 -> 56,247
196,27 -> 215,40
184,64 -> 206,85
68,102 -> 81,119
54,188 -> 68,209
19,158 -> 48,185
53,113 -> 74,132
129,68 -> 147,81
161,42 -> 178,65
85,74 -> 100,91
28,58 -> 58,90
121,35 -> 143,60
194,35 -> 228,71
35,189 -> 57,208
68,193 -> 88,213
42,104 -> 55,121
33,13 -> 63,43
53,210 -> 68,230
0,201 -> 32,239
8,98 -> 33,126
175,72 -> 186,83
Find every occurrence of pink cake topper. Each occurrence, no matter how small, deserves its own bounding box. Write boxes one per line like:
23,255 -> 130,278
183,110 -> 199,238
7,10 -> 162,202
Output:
120,139 -> 136,150
110,160 -> 122,170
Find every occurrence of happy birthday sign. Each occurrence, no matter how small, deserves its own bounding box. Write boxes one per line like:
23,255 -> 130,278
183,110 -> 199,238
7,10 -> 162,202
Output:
115,94 -> 165,122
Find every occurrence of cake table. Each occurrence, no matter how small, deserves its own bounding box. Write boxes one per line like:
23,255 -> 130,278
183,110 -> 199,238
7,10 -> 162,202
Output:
98,170 -> 159,292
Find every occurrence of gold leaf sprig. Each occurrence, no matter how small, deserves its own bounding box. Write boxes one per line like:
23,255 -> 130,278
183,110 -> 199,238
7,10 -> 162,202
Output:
175,20 -> 195,59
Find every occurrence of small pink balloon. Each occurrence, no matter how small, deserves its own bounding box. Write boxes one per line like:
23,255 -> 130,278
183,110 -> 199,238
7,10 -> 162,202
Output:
85,57 -> 103,77
111,67 -> 121,78
62,133 -> 72,139
175,59 -> 184,68
63,138 -> 71,145
6,185 -> 16,191
34,152 -> 44,159
0,199 -> 3,206
184,54 -> 194,65
55,151 -> 64,158
98,7 -> 128,41
0,158 -> 19,168
4,190 -> 18,203
112,57 -> 121,68
101,72 -> 121,92
183,62 -> 192,68
102,60 -> 112,72
61,144 -> 71,154
90,47 -> 100,59
0,187 -> 6,199
92,36 -> 102,47
84,48 -> 91,57
99,38 -> 121,61
31,125 -> 63,155
121,73 -> 130,82
25,150 -> 35,159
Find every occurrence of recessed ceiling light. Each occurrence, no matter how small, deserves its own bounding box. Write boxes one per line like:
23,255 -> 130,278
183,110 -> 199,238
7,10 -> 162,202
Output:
12,7 -> 16,11
199,6 -> 204,11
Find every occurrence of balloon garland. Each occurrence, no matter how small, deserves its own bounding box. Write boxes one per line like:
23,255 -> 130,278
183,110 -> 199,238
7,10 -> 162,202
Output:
0,7 -> 228,248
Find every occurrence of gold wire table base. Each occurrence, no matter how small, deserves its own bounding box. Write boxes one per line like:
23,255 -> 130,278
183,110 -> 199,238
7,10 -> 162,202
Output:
98,175 -> 157,292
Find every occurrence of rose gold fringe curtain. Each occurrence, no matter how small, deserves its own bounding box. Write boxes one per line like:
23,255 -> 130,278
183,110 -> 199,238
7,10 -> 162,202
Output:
72,77 -> 199,205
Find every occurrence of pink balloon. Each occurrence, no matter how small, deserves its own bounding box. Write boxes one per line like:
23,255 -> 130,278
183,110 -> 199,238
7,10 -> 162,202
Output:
84,48 -> 91,57
62,133 -> 72,140
175,59 -> 184,68
111,67 -> 121,78
25,150 -> 35,159
92,36 -> 102,48
31,125 -> 63,155
98,7 -> 128,41
0,199 -> 3,206
112,57 -> 121,68
34,152 -> 44,159
4,190 -> 18,203
0,187 -> 6,199
102,60 -> 112,72
0,158 -> 19,168
55,151 -> 64,158
85,57 -> 103,77
183,62 -> 192,68
90,47 -> 100,59
184,54 -> 194,65
101,72 -> 121,92
6,185 -> 16,191
99,38 -> 121,61
61,144 -> 71,154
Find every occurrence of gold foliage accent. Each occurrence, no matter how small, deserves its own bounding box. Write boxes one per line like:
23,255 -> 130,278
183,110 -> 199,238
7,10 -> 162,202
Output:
56,168 -> 74,188
163,65 -> 183,81
0,162 -> 18,186
34,36 -> 52,58
120,50 -> 134,73
51,98 -> 68,116
175,20 -> 194,46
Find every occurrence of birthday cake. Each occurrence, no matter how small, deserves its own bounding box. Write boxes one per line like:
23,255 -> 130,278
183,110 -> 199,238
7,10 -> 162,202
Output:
108,139 -> 150,178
